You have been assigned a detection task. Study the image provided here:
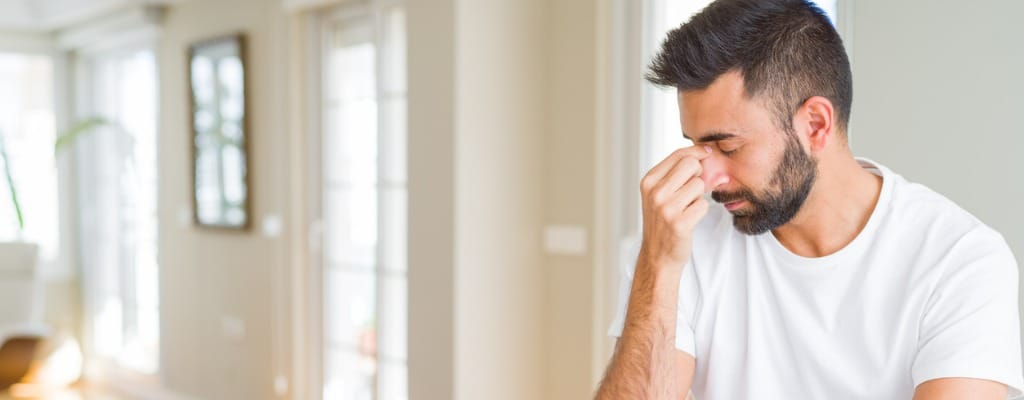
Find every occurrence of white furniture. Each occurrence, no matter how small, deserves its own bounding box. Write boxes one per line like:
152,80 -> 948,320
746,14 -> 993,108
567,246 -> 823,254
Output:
0,242 -> 47,342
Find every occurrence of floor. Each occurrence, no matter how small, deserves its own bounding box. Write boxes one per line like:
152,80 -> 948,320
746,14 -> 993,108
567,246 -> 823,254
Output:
1,336 -> 120,400
0,383 -> 121,400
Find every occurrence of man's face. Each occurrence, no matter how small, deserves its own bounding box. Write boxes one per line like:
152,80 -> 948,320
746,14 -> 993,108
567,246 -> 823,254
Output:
678,71 -> 817,235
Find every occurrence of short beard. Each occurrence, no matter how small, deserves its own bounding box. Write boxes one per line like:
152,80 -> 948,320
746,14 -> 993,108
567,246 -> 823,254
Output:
711,132 -> 817,235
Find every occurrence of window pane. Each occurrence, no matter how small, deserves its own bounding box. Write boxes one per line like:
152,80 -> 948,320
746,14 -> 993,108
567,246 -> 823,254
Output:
325,187 -> 378,266
378,361 -> 408,400
379,188 -> 405,272
322,7 -> 408,400
378,275 -> 406,361
124,51 -> 160,373
325,267 -> 377,349
0,53 -> 57,260
324,348 -> 375,400
330,39 -> 376,102
194,145 -> 224,222
221,144 -> 246,205
379,98 -> 406,184
325,101 -> 378,185
82,49 -> 160,373
217,56 -> 245,121
382,8 -> 406,95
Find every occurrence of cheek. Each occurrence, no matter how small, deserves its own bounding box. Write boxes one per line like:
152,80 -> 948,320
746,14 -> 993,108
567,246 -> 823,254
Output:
729,152 -> 777,192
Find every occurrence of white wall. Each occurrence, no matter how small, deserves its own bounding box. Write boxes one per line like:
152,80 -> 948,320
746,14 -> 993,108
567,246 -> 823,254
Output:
156,0 -> 293,398
406,0 -> 456,397
543,0 -> 601,397
453,0 -> 548,395
409,0 -> 548,398
848,0 -> 1024,338
155,0 -> 553,398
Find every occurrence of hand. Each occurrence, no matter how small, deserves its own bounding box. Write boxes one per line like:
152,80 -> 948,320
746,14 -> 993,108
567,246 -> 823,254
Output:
638,145 -> 712,272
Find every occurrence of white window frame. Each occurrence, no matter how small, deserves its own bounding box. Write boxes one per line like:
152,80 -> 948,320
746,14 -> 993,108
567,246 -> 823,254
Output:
0,34 -> 86,325
0,50 -> 60,274
592,0 -> 853,387
0,6 -> 177,399
303,1 -> 407,399
63,10 -> 170,396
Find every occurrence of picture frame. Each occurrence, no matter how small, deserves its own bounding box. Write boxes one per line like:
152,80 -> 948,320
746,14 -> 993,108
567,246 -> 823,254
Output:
187,33 -> 251,230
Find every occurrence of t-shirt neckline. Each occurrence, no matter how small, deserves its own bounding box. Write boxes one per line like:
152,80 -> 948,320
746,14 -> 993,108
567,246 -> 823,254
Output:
757,157 -> 893,269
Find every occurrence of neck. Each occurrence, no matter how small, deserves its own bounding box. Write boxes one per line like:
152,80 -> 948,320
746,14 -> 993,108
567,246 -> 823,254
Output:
770,153 -> 883,258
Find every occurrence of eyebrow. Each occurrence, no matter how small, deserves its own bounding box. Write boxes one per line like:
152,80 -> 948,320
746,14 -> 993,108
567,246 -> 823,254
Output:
682,131 -> 739,143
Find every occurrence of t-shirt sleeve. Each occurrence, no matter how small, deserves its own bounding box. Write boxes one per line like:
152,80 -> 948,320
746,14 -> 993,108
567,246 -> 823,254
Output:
606,240 -> 698,357
912,228 -> 1024,398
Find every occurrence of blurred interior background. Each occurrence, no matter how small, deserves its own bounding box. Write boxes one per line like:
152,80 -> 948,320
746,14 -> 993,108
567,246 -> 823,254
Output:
0,0 -> 1020,399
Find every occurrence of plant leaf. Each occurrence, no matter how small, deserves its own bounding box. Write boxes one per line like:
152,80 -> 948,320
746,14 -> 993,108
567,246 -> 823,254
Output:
0,134 -> 24,231
54,117 -> 108,153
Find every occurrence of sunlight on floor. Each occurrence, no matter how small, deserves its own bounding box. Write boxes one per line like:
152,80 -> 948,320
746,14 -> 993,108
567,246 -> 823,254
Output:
0,383 -> 121,400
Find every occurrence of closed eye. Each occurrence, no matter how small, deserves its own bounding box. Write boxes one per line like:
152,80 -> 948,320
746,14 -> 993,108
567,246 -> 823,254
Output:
719,145 -> 739,156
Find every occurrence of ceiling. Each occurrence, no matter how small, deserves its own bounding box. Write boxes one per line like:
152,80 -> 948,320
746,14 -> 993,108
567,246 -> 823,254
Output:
0,0 -> 176,32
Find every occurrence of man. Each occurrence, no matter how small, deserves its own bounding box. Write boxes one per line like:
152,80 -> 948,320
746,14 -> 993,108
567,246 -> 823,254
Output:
596,1 -> 1024,399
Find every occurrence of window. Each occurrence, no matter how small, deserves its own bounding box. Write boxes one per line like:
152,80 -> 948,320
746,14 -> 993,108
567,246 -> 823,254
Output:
0,53 -> 57,265
315,3 -> 407,400
76,48 -> 160,374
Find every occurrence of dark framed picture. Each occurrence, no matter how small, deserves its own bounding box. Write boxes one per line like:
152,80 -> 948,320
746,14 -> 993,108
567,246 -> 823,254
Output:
188,33 -> 250,230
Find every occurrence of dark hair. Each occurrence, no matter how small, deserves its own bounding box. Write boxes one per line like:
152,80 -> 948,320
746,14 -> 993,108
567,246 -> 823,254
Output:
647,0 -> 852,135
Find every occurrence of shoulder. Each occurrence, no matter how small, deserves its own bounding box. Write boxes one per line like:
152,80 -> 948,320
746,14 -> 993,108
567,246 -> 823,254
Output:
884,166 -> 997,245
881,165 -> 1016,277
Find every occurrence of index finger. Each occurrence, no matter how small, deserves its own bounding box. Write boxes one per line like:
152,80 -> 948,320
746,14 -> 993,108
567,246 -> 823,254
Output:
644,145 -> 712,184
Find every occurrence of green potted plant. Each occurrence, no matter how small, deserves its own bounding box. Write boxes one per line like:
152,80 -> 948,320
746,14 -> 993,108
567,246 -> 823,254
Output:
0,117 -> 108,388
0,117 -> 108,234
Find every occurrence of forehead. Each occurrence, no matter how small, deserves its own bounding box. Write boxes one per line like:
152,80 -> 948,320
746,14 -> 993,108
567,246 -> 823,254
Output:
677,71 -> 776,143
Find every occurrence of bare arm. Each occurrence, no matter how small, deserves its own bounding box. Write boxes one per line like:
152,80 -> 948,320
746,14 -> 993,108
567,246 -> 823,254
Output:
594,266 -> 697,399
913,378 -> 1007,400
595,145 -> 711,399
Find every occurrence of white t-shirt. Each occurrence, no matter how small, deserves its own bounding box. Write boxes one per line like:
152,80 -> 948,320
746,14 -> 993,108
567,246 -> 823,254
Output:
608,158 -> 1024,399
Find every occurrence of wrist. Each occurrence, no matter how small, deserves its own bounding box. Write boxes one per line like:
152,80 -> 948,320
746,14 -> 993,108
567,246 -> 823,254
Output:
637,240 -> 690,268
636,252 -> 686,281
632,258 -> 683,306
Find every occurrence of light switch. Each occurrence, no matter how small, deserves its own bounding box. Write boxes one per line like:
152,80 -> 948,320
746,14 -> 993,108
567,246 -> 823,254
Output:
262,214 -> 283,238
543,225 -> 588,255
274,375 -> 289,396
221,315 -> 246,340
177,206 -> 192,227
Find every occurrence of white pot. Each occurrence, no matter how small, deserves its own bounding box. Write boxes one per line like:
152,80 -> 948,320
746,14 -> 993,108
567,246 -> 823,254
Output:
0,242 -> 45,340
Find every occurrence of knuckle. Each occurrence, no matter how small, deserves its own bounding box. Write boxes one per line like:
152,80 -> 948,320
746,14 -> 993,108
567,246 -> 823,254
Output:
680,198 -> 709,223
691,177 -> 706,193
672,217 -> 689,231
695,205 -> 709,220
680,180 -> 702,199
696,198 -> 710,213
658,206 -> 675,221
649,188 -> 666,205
684,157 -> 700,173
640,175 -> 654,192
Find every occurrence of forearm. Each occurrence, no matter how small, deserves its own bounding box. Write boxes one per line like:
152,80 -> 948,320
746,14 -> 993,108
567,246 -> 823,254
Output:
596,261 -> 684,399
597,145 -> 708,399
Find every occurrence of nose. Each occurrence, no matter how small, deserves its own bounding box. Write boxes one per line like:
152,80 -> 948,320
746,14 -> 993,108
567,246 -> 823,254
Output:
700,155 -> 730,193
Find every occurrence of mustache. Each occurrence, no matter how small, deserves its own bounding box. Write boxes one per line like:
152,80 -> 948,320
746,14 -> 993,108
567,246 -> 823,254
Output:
711,189 -> 755,204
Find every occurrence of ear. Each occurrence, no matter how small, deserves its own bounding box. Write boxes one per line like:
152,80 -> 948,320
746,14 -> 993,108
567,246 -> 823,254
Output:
793,96 -> 834,152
